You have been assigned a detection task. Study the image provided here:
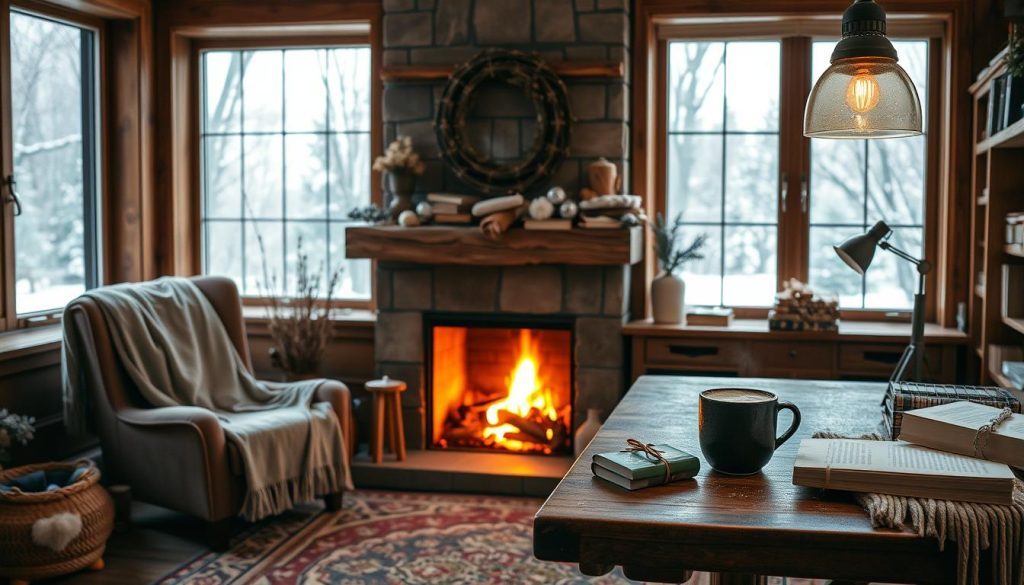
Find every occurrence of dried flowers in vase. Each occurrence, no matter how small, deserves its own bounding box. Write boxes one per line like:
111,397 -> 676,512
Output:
373,136 -> 427,219
256,234 -> 341,380
0,409 -> 35,469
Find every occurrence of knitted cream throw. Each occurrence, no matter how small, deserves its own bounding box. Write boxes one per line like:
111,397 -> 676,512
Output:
813,432 -> 1024,585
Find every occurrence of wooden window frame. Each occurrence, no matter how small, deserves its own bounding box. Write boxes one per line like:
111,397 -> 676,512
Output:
639,5 -> 954,323
0,0 -> 152,333
158,8 -> 382,311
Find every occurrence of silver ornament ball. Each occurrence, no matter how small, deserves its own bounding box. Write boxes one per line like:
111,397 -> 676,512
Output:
559,200 -> 578,219
546,186 -> 567,205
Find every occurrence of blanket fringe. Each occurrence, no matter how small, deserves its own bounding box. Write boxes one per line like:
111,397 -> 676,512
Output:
242,464 -> 342,522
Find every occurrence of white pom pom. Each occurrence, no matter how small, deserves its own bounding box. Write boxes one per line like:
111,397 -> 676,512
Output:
528,197 -> 555,220
398,210 -> 420,227
32,512 -> 82,552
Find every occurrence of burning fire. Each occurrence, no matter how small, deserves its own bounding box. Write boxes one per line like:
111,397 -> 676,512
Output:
481,329 -> 561,452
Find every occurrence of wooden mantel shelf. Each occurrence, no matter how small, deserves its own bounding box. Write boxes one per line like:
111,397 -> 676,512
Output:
345,225 -> 643,266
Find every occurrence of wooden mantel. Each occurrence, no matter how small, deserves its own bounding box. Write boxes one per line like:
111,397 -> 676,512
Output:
346,225 -> 643,266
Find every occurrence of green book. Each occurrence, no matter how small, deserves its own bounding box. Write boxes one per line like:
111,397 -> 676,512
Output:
591,463 -> 697,491
592,444 -> 700,481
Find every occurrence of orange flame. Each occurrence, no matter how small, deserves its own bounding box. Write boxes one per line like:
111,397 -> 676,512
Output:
482,329 -> 559,451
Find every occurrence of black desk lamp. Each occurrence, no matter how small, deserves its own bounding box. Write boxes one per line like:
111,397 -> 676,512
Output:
834,220 -> 931,381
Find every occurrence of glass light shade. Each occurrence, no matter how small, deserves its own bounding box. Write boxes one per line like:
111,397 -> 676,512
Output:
804,57 -> 922,139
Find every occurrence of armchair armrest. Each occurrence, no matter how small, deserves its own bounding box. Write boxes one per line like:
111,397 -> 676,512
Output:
113,406 -> 236,521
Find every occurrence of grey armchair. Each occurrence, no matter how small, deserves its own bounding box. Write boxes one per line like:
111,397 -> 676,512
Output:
63,276 -> 351,549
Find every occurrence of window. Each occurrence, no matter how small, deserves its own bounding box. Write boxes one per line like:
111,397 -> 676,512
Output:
665,31 -> 936,312
9,10 -> 100,316
667,41 -> 781,307
199,45 -> 372,300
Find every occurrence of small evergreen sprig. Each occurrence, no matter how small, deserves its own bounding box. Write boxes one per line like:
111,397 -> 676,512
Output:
650,213 -> 707,275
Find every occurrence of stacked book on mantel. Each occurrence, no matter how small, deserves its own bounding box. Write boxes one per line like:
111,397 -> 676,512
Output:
426,193 -> 479,225
794,401 -> 1024,505
591,444 -> 700,491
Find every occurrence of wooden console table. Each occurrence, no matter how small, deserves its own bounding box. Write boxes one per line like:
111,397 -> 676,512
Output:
624,320 -> 968,383
533,376 -> 960,584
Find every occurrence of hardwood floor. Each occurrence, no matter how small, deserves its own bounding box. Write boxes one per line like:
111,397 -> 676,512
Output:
46,503 -> 209,585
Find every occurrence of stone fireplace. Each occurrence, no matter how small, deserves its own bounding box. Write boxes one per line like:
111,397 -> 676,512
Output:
373,259 -> 632,452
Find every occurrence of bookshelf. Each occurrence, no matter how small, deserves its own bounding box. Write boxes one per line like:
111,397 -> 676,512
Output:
969,48 -> 1024,389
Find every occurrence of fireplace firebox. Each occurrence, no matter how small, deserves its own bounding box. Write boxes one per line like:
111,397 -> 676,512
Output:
425,315 -> 574,456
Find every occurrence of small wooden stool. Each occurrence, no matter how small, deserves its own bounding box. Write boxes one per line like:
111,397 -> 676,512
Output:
366,376 -> 407,463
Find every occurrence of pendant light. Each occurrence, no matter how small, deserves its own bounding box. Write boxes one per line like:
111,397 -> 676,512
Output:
804,0 -> 923,139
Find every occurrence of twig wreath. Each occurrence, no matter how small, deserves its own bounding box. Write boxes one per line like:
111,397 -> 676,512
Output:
435,49 -> 572,195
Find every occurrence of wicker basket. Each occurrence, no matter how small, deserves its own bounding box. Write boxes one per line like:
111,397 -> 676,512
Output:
0,460 -> 114,581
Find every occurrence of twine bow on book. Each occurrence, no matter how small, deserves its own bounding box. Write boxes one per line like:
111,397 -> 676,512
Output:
622,439 -> 671,483
972,407 -> 1013,460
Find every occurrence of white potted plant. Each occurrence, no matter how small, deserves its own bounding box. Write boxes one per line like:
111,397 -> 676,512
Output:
650,213 -> 707,324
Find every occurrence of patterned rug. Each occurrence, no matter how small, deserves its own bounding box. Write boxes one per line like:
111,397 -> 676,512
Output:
158,490 -> 830,585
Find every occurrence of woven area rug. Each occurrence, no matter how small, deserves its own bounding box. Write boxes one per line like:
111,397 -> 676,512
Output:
158,490 -> 833,585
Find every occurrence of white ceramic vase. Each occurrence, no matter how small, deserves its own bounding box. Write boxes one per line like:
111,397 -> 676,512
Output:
574,408 -> 603,458
651,272 -> 685,324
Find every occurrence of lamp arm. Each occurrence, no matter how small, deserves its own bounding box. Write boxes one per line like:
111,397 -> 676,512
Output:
879,241 -> 928,271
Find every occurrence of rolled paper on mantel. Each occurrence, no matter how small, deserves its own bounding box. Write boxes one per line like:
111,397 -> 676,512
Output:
471,193 -> 526,217
479,204 -> 526,239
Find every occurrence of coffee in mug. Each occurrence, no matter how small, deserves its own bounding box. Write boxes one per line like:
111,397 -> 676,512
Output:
698,388 -> 801,475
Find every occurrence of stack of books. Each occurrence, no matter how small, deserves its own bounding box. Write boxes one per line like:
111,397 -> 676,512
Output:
427,193 -> 479,224
591,444 -> 700,491
794,401 -> 1024,505
882,380 -> 1020,440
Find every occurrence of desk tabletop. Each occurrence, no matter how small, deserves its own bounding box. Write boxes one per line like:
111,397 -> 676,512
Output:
533,376 -> 956,584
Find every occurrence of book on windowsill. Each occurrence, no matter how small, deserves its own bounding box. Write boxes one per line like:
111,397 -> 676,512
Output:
524,219 -> 573,231
427,193 -> 480,207
433,213 -> 474,225
592,444 -> 700,482
686,307 -> 734,327
792,438 -> 1016,505
591,463 -> 696,490
898,401 -> 1024,469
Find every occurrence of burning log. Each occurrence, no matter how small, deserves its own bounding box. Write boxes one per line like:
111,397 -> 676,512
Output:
496,410 -> 549,442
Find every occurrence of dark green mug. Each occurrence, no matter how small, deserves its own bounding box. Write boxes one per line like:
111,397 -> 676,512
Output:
698,388 -> 801,475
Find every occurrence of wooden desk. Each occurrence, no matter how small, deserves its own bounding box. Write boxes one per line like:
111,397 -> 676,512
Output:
533,376 -> 958,584
624,320 -> 968,383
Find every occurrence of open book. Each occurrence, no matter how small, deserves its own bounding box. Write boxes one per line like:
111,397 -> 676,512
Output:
899,401 -> 1024,469
793,439 -> 1016,505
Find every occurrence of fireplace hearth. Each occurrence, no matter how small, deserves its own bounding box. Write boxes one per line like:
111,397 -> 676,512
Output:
428,318 -> 573,455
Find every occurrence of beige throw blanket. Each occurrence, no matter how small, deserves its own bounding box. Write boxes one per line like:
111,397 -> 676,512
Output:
62,277 -> 352,521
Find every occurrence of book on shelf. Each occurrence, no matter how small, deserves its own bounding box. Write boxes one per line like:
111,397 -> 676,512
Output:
592,444 -> 700,481
898,401 -> 1024,469
433,213 -> 474,224
591,463 -> 696,491
792,438 -> 1016,505
524,219 -> 573,231
686,307 -> 734,327
426,193 -> 480,207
